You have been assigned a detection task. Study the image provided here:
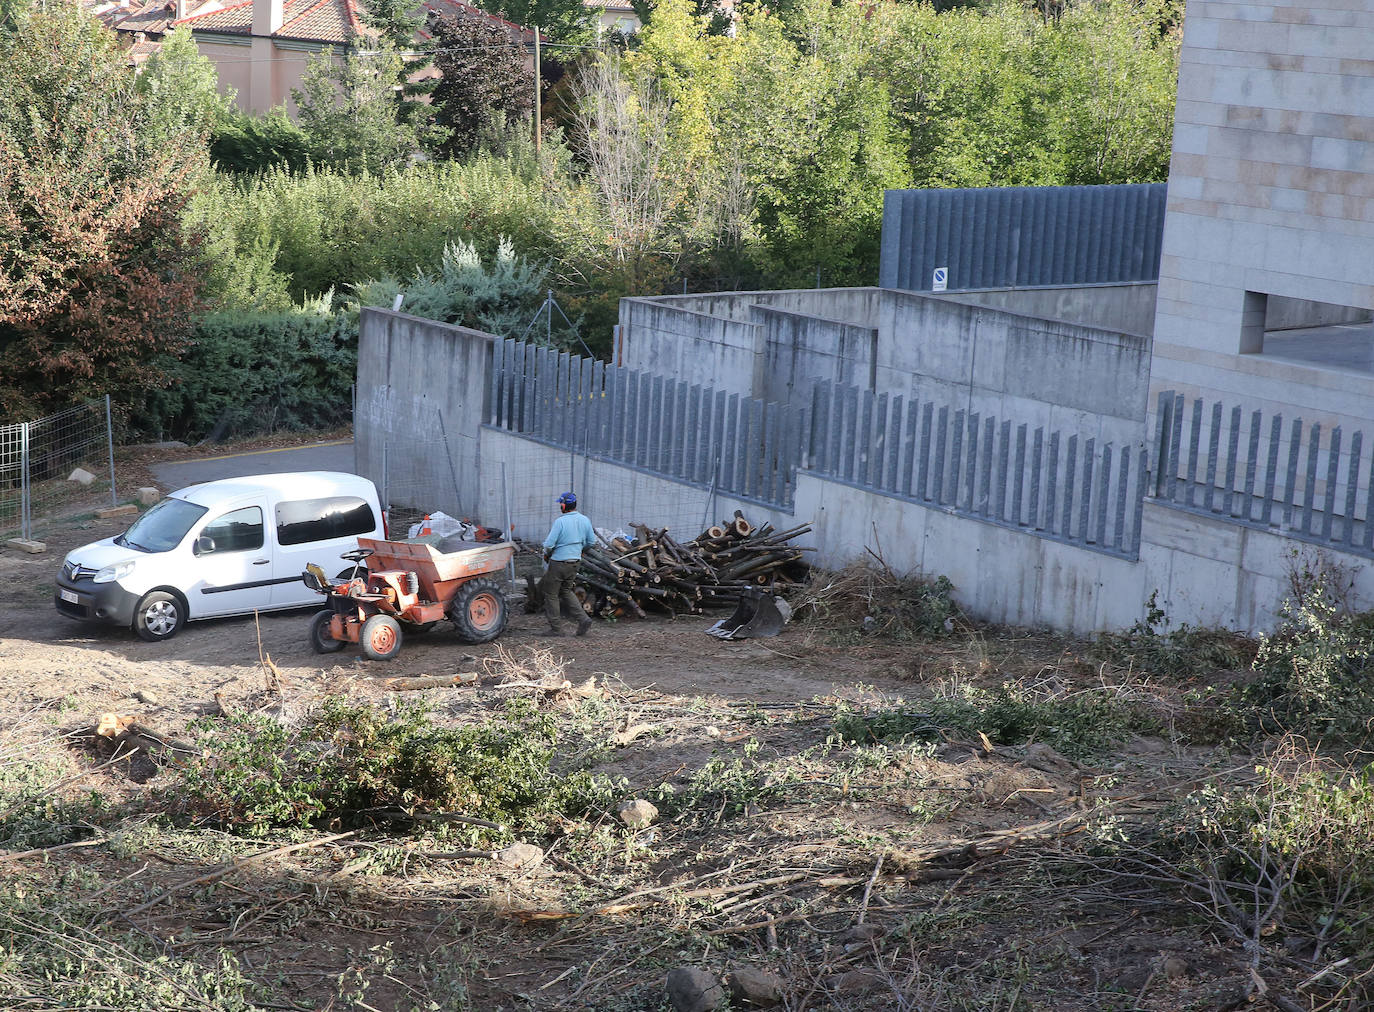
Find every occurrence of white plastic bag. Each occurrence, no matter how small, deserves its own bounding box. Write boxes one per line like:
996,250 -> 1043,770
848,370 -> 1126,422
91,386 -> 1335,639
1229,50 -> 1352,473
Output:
407,511 -> 477,540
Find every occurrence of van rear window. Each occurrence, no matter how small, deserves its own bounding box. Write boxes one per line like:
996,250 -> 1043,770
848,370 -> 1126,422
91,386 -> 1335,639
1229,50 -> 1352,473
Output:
275,496 -> 377,547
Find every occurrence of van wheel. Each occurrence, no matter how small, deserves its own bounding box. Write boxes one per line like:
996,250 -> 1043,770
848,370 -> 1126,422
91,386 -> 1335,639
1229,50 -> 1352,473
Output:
309,611 -> 345,654
360,614 -> 403,661
134,591 -> 184,642
449,579 -> 507,644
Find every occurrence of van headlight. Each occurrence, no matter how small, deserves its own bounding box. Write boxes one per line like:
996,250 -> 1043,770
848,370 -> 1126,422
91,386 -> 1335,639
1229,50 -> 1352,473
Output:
93,561 -> 135,584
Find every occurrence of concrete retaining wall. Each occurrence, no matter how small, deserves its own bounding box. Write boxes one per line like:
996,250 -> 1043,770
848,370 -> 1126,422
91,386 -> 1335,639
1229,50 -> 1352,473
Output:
758,308 -> 877,405
620,287 -> 1152,446
618,299 -> 762,396
358,308 -> 1374,636
1266,295 -> 1373,332
355,308 -> 493,506
874,290 -> 1150,445
933,282 -> 1159,338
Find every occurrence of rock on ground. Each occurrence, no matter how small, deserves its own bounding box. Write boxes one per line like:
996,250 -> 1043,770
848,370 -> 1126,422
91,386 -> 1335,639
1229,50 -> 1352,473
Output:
618,798 -> 659,829
495,842 -> 543,871
726,965 -> 784,1006
666,966 -> 725,1012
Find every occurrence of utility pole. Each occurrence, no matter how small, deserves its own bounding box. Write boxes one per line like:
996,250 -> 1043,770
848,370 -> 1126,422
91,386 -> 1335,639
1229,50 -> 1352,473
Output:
533,26 -> 542,154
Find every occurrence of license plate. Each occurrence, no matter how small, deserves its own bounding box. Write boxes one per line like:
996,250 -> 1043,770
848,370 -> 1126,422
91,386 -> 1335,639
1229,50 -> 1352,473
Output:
59,589 -> 79,604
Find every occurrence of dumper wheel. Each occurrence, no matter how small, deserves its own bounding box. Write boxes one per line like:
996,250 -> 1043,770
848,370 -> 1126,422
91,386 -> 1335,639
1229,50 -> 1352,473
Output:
309,610 -> 345,654
450,578 -> 507,644
360,614 -> 403,661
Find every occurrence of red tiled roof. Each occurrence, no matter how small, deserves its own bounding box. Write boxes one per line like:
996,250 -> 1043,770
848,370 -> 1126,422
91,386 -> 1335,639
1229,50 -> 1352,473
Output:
112,0 -> 224,36
169,0 -> 252,34
126,37 -> 164,64
114,0 -> 531,47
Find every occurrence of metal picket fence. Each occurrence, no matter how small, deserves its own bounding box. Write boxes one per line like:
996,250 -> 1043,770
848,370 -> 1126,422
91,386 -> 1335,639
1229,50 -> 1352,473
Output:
808,381 -> 1148,559
1,398 -> 117,541
489,339 -> 804,510
1151,389 -> 1374,557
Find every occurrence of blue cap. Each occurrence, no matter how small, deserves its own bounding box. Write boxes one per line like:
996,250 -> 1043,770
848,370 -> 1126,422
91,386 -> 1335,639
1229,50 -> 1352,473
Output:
557,491 -> 577,506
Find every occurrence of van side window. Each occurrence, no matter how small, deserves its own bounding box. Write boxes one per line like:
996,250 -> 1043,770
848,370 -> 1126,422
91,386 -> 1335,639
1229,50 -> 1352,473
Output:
198,506 -> 264,554
275,496 -> 377,547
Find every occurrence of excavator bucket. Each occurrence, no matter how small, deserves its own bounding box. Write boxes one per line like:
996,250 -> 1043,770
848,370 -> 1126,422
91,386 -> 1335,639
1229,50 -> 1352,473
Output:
705,588 -> 789,640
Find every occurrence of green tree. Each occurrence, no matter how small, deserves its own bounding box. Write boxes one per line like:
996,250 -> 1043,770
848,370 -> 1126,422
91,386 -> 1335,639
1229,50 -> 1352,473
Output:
483,0 -> 595,44
429,13 -> 533,158
292,39 -> 420,173
357,0 -> 446,150
0,0 -> 203,419
1044,0 -> 1178,184
210,107 -> 316,173
134,26 -> 232,153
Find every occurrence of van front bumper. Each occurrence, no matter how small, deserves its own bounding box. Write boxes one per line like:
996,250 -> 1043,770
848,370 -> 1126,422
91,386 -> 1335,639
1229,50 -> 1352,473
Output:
54,576 -> 140,628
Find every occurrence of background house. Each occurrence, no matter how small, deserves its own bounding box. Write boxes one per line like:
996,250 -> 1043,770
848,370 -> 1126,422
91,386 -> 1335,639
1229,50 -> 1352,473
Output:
110,0 -> 535,114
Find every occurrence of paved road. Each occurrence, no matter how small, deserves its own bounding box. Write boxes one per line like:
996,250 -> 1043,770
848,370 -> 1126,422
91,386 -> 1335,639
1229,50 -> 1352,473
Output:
151,440 -> 356,489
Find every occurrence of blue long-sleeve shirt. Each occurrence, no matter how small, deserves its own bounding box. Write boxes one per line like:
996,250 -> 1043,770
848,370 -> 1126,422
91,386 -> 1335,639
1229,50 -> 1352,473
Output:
543,511 -> 595,562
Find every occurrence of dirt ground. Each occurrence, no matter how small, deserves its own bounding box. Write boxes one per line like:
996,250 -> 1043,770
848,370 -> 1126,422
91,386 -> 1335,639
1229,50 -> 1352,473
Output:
0,457 -> 1337,1012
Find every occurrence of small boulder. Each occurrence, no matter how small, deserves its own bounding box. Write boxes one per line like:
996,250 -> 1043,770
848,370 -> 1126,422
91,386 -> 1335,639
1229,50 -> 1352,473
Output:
1160,955 -> 1190,980
136,487 -> 161,506
494,842 -> 543,871
841,922 -> 885,945
830,968 -> 884,995
133,689 -> 160,705
727,966 -> 784,1007
618,798 -> 659,829
68,468 -> 95,486
666,967 -> 725,1012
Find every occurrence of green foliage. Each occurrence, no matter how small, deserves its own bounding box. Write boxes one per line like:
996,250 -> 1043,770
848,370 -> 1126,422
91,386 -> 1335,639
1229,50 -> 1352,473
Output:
430,13 -> 533,159
835,682 -> 1155,762
0,0 -> 203,420
1092,591 -> 1251,678
0,883 -> 268,1011
210,107 -> 315,174
191,158 -> 559,307
655,739 -> 793,825
353,237 -> 553,339
1245,592 -> 1374,738
483,0 -> 596,44
135,301 -> 355,441
293,41 -> 421,173
175,698 -> 619,838
134,27 -> 233,153
0,756 -> 105,852
1161,759 -> 1374,972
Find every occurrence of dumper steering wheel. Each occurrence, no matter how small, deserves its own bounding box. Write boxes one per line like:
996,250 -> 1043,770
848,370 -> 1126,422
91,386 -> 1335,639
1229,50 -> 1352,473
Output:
340,548 -> 374,563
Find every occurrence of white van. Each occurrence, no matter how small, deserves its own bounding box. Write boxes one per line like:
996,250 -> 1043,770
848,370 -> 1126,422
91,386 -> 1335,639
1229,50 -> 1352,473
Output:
54,471 -> 385,641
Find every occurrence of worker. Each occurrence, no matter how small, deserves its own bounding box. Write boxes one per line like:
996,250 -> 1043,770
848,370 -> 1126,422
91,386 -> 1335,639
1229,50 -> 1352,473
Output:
540,491 -> 595,637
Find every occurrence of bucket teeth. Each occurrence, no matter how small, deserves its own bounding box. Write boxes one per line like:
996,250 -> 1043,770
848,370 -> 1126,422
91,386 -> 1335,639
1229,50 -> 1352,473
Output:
704,588 -> 787,640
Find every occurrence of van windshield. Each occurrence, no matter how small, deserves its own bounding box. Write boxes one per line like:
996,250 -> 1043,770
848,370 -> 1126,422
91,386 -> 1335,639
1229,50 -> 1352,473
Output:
117,497 -> 209,553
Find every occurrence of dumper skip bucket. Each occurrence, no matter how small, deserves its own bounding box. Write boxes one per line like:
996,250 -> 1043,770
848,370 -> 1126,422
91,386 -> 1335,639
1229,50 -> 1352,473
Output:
705,588 -> 791,640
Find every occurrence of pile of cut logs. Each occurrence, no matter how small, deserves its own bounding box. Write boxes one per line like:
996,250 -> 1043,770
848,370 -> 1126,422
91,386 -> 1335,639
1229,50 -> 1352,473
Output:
573,511 -> 813,619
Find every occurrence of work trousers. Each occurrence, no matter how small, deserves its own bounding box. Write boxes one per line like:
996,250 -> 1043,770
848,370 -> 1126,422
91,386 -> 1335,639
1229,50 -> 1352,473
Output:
540,558 -> 583,631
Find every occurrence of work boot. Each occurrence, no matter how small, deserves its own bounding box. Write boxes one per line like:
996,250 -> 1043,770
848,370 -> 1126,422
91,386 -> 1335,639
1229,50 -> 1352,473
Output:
542,627 -> 565,638
576,616 -> 593,637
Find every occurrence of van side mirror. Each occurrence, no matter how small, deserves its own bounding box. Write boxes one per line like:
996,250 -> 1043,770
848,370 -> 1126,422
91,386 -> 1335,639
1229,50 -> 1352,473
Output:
195,535 -> 216,556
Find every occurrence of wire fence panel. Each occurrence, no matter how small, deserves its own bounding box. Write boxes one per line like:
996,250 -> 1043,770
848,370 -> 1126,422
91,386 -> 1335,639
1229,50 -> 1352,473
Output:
380,436 -> 476,537
1,399 -> 116,542
1151,389 -> 1374,557
808,380 -> 1146,560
